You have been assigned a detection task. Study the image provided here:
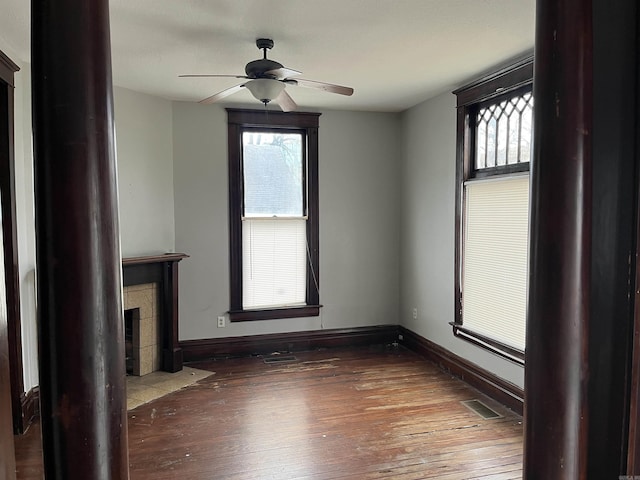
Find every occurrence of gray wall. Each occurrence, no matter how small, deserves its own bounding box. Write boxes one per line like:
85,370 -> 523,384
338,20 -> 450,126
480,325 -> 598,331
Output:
172,103 -> 401,340
114,87 -> 175,256
399,92 -> 524,388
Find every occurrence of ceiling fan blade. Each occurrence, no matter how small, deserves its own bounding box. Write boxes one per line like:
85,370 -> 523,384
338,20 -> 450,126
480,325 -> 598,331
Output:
275,89 -> 297,112
199,84 -> 245,105
289,78 -> 354,96
264,67 -> 302,80
180,74 -> 249,79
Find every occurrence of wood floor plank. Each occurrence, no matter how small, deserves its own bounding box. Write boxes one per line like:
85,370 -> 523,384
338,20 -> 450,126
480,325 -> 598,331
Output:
14,345 -> 523,479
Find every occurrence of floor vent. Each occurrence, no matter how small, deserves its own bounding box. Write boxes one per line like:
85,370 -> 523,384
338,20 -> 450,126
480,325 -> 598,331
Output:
461,399 -> 502,419
263,355 -> 297,364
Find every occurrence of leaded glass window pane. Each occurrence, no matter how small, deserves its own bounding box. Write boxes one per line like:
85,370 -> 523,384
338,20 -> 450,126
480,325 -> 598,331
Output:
475,92 -> 533,170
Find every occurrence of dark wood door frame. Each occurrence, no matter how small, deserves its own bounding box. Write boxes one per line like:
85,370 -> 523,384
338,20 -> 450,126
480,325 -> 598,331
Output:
0,50 -> 25,436
0,46 -> 17,480
626,1 -> 640,472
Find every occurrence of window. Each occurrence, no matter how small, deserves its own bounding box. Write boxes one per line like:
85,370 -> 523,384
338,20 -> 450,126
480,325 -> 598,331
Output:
227,109 -> 320,321
451,57 -> 533,364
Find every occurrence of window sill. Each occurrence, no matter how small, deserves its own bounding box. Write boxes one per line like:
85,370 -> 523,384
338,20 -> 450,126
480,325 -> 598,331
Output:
229,305 -> 321,322
450,322 -> 525,366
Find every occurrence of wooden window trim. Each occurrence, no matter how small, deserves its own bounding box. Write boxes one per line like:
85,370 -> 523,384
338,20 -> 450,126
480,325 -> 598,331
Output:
0,49 -> 26,433
450,322 -> 525,365
227,108 -> 321,322
452,56 -> 533,363
453,55 -> 533,107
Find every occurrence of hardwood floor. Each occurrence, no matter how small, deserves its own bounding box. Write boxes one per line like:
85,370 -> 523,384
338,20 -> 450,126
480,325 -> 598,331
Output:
14,345 -> 523,479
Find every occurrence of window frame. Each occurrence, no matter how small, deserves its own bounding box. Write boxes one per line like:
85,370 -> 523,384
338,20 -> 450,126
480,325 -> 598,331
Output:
451,56 -> 533,365
227,108 -> 321,322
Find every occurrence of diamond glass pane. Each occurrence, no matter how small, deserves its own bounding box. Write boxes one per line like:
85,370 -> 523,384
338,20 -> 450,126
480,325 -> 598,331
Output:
475,92 -> 533,170
243,131 -> 303,216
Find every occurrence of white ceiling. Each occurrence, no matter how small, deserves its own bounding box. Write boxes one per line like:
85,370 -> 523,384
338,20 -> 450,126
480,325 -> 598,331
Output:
0,0 -> 535,112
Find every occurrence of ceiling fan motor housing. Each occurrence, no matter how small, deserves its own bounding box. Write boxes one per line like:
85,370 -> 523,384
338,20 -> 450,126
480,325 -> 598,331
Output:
245,58 -> 283,78
246,38 -> 283,78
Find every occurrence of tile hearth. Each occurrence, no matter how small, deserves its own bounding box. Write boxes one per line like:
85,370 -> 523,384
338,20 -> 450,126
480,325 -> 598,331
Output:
126,367 -> 214,410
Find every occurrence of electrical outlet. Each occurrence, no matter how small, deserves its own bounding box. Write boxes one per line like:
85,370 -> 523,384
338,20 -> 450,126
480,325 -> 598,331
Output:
412,308 -> 418,320
217,316 -> 226,328
398,334 -> 404,341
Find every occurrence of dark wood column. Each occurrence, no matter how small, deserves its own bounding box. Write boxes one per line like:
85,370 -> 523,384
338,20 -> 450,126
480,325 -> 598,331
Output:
524,0 -> 592,478
526,0 -> 640,478
31,1 -> 129,479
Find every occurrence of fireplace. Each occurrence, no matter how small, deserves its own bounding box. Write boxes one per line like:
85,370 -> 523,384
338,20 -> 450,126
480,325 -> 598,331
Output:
122,253 -> 188,374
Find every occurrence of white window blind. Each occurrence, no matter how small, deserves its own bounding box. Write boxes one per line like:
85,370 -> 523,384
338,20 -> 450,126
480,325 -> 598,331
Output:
242,218 -> 307,309
462,175 -> 529,351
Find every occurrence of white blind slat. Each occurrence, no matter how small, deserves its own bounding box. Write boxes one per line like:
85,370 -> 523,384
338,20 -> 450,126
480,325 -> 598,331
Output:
242,218 -> 307,309
462,175 -> 529,351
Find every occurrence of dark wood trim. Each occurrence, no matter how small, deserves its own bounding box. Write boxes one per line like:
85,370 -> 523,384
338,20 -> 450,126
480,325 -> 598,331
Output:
180,325 -> 400,361
0,47 -> 18,479
470,162 -> 530,179
0,50 -> 16,479
587,1 -> 639,476
399,327 -> 524,416
227,121 -> 243,311
163,259 -> 182,372
453,54 -> 534,107
628,2 -> 640,471
0,51 -> 19,88
227,109 -> 321,320
122,252 -> 188,266
227,108 -> 320,128
229,305 -> 321,322
1,86 -> 24,436
306,126 -> 320,307
453,107 -> 466,326
0,50 -> 25,438
122,253 -> 189,373
450,323 -> 525,365
630,305 -> 640,475
18,387 -> 39,434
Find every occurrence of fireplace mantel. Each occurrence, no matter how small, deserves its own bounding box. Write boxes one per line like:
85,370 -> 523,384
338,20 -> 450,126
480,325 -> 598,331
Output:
122,253 -> 189,372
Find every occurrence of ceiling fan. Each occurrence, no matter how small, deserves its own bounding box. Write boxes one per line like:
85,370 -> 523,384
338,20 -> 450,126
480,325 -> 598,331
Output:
179,38 -> 354,111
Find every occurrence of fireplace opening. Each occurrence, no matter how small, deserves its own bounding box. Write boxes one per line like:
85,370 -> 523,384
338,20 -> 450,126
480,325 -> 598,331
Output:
124,308 -> 140,375
124,308 -> 139,375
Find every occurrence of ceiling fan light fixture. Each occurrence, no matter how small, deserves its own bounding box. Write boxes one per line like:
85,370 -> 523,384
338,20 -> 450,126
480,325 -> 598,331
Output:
245,78 -> 285,105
